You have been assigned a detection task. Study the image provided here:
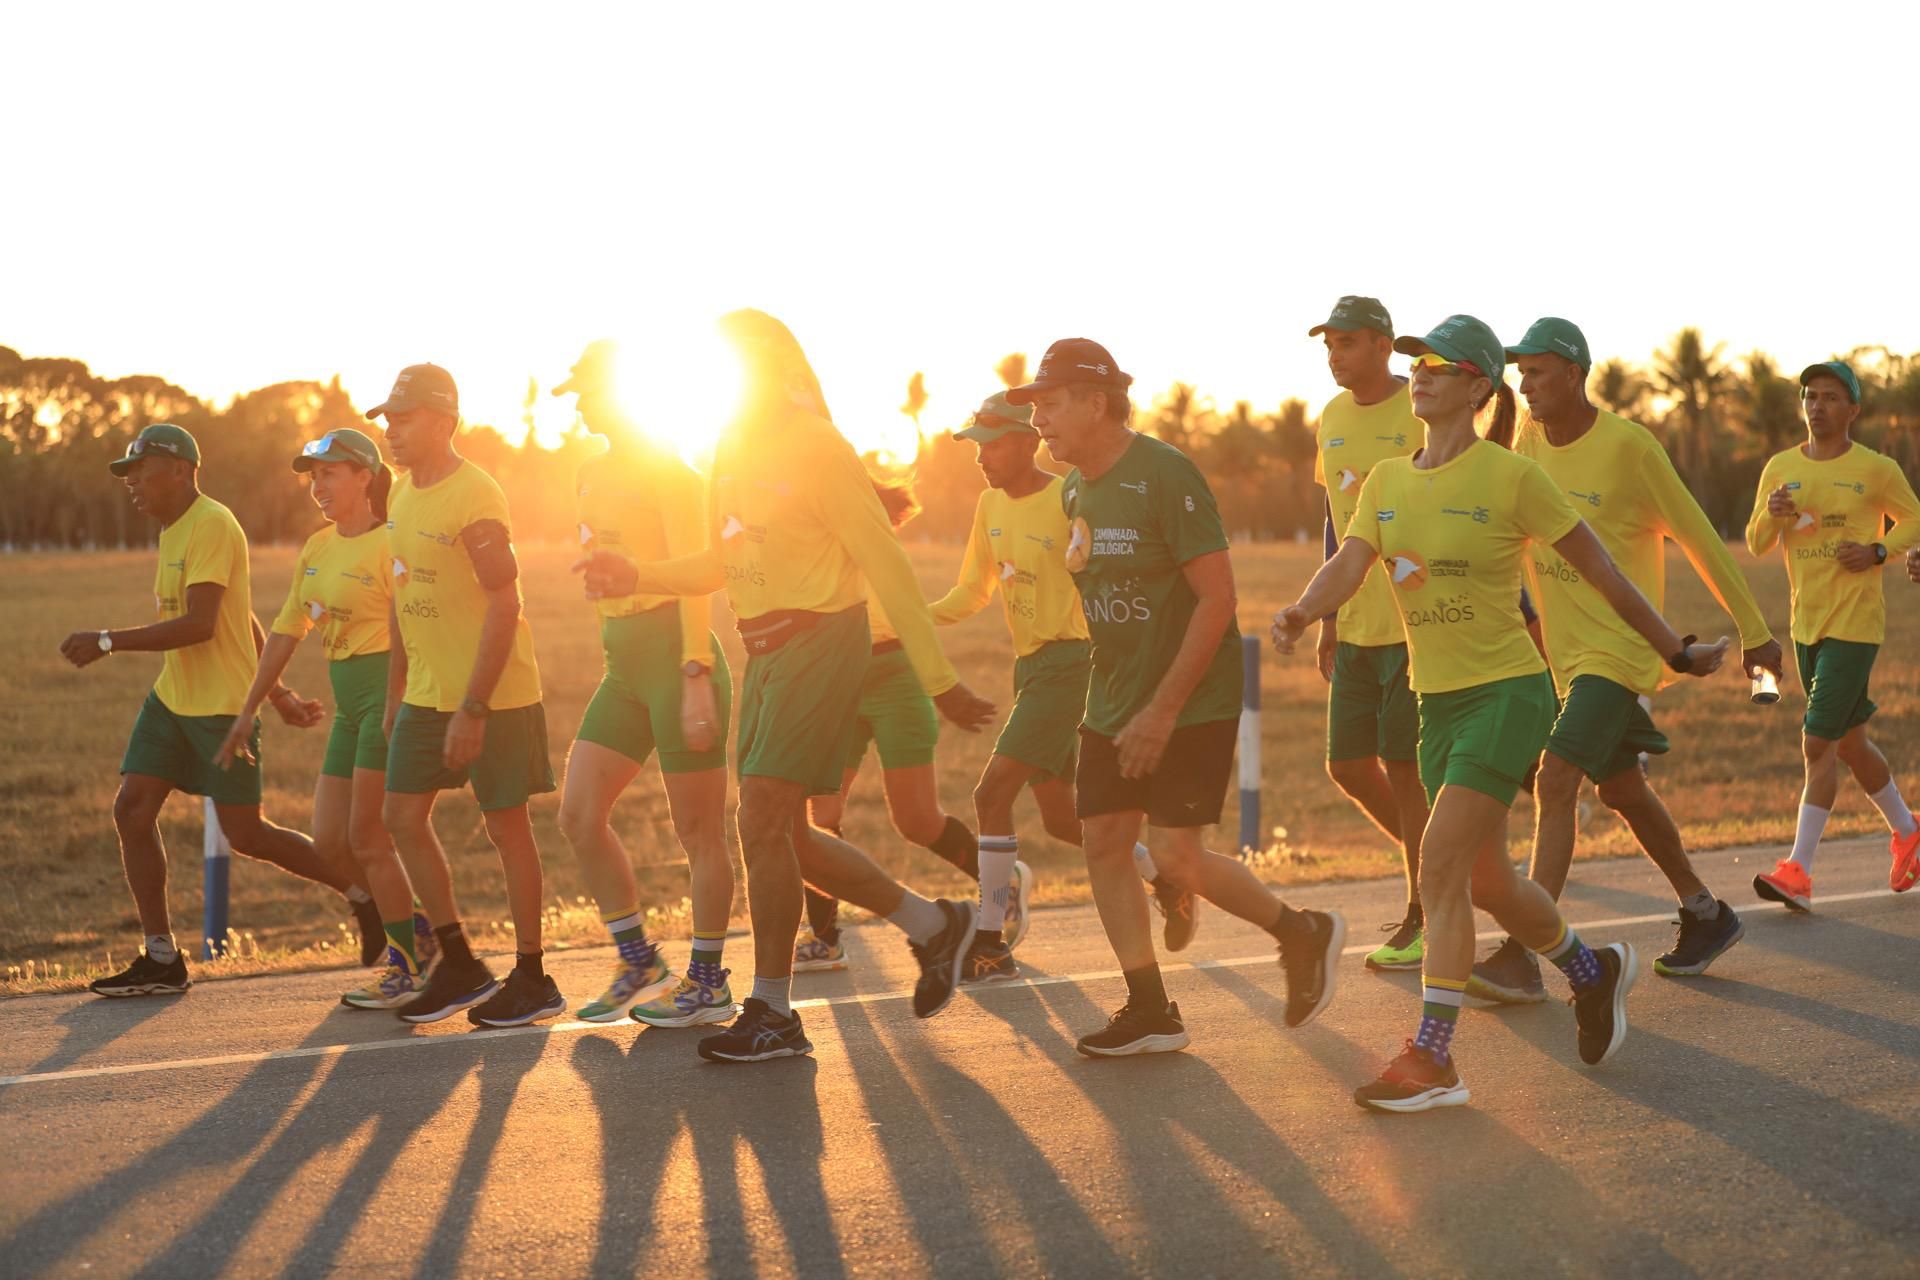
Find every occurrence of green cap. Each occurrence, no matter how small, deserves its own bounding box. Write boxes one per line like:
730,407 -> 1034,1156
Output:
109,423 -> 200,476
1394,314 -> 1506,384
1308,295 -> 1394,339
292,427 -> 385,474
1799,360 -> 1861,404
553,339 -> 617,398
1505,317 -> 1591,371
953,391 -> 1037,443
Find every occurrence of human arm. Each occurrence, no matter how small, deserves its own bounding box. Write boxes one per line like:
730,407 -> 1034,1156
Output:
656,465 -> 721,752
1113,548 -> 1238,777
443,519 -> 521,769
61,579 -> 226,669
382,598 -> 407,739
927,499 -> 997,625
1271,537 -> 1379,658
1315,494 -> 1339,680
1643,447 -> 1780,675
1551,522 -> 1727,677
214,632 -> 308,768
1745,459 -> 1790,556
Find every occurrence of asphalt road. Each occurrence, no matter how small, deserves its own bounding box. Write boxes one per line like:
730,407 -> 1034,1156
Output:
1,835 -> 1915,1279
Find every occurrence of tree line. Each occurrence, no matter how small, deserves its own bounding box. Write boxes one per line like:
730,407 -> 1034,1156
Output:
5,334 -> 1919,553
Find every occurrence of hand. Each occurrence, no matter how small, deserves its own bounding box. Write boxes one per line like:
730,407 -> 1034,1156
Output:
212,716 -> 256,770
1909,545 -> 1920,584
1833,541 -> 1878,573
1766,485 -> 1797,519
443,708 -> 486,769
932,682 -> 995,732
1742,638 -> 1784,680
1114,701 -> 1178,779
270,689 -> 326,728
570,549 -> 639,600
1269,605 -> 1310,656
1678,636 -> 1731,679
60,631 -> 109,669
1314,619 -> 1337,683
681,673 -> 719,754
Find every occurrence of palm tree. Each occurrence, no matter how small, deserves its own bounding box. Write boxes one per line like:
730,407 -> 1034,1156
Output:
995,353 -> 1027,390
1591,358 -> 1650,421
1652,328 -> 1728,482
1733,352 -> 1802,455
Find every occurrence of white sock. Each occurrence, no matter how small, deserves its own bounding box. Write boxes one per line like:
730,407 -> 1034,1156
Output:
887,890 -> 946,945
146,934 -> 179,964
1133,842 -> 1159,881
977,836 -> 1019,931
1868,779 -> 1918,838
1789,802 -> 1831,873
750,975 -> 792,1016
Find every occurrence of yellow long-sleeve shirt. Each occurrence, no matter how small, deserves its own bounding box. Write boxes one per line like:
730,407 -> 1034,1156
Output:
928,477 -> 1089,656
625,410 -> 959,695
1745,440 -> 1920,645
1516,411 -> 1771,695
576,446 -> 714,665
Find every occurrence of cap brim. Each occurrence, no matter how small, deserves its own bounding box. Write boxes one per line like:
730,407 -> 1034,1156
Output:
1003,381 -> 1054,406
1503,342 -> 1551,359
1392,336 -> 1438,359
108,457 -> 136,477
954,423 -> 1031,443
363,400 -> 394,421
551,376 -> 580,398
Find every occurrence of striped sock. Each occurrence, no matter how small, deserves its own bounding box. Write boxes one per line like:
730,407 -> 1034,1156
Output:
689,928 -> 726,987
1536,922 -> 1603,992
605,908 -> 658,970
1415,976 -> 1466,1063
382,920 -> 420,972
977,835 -> 1019,931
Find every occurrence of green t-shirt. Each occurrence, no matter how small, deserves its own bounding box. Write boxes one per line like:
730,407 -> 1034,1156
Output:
1062,434 -> 1243,735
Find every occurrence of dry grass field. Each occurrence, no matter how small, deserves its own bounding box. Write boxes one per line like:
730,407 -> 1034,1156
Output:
6,537 -> 1917,992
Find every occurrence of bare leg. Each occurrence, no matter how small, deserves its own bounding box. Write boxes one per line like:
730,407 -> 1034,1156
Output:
1528,751 -> 1584,900
1084,810 -> 1154,970
480,804 -> 546,955
737,774 -> 809,980
1594,767 -> 1706,900
1327,756 -> 1403,842
383,790 -> 457,928
214,803 -> 354,893
663,766 -> 734,936
1150,824 -> 1287,926
1384,758 -> 1428,903
112,774 -> 176,938
557,740 -> 646,917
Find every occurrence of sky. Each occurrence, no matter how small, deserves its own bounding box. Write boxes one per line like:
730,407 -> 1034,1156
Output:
9,1 -> 1920,456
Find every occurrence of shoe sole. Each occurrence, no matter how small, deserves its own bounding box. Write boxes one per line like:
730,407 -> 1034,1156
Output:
341,992 -> 420,1010
1364,952 -> 1423,972
1076,1031 -> 1191,1058
1356,1083 -> 1471,1113
1752,875 -> 1811,912
1005,862 -> 1033,951
1653,915 -> 1746,977
916,903 -> 978,1019
792,956 -> 848,973
634,1003 -> 741,1029
398,980 -> 498,1024
698,1039 -> 815,1063
471,997 -> 568,1029
960,967 -> 1022,986
1289,911 -> 1346,1028
1463,974 -> 1548,1004
574,971 -> 678,1023
91,983 -> 190,998
1589,943 -> 1639,1065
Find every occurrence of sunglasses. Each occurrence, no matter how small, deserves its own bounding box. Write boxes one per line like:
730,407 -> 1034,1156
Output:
1411,351 -> 1485,379
127,438 -> 183,458
301,433 -> 339,457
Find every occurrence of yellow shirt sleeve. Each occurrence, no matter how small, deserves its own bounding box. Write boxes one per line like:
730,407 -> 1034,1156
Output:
928,495 -> 997,626
1640,446 -> 1772,648
1746,456 -> 1785,556
271,535 -> 318,638
1878,457 -> 1920,557
1514,460 -> 1583,546
1346,468 -> 1385,553
658,465 -> 717,665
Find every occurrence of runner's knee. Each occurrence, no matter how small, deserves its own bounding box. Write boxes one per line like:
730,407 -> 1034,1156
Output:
557,791 -> 608,849
112,782 -> 164,833
1594,770 -> 1647,813
1325,757 -> 1375,796
1534,754 -> 1582,807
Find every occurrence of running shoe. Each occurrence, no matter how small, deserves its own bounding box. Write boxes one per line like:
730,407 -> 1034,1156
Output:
909,898 -> 977,1018
960,936 -> 1021,985
632,970 -> 738,1028
1654,901 -> 1744,976
1076,1000 -> 1190,1057
1752,859 -> 1812,912
350,895 -> 386,967
1353,1040 -> 1470,1114
342,949 -> 426,1009
574,953 -> 674,1023
1003,860 -> 1035,951
1364,905 -> 1424,972
1572,942 -> 1638,1065
1151,875 -> 1201,952
793,926 -> 848,973
396,956 -> 497,1024
1466,936 -> 1547,1003
1277,909 -> 1345,1027
468,968 -> 566,1028
89,950 -> 189,997
1890,828 -> 1920,893
697,998 -> 813,1062
413,913 -> 439,972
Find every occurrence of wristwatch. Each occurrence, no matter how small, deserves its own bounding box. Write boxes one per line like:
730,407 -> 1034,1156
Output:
1873,542 -> 1888,565
1666,634 -> 1699,674
96,631 -> 113,654
682,660 -> 711,678
460,696 -> 490,719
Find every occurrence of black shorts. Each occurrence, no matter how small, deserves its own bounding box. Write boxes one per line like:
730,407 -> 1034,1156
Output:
1076,718 -> 1238,829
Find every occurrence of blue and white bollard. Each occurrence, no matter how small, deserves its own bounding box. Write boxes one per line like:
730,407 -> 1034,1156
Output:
1238,634 -> 1261,858
203,795 -> 231,959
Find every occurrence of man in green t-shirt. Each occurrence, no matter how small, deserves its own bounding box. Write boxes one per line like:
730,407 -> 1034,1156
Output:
1010,339 -> 1347,1057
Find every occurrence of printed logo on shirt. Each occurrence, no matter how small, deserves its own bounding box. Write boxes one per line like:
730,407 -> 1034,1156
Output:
1119,480 -> 1148,495
391,557 -> 410,589
1339,468 -> 1361,493
1065,517 -> 1092,572
1405,592 -> 1478,628
304,566 -> 319,577
999,560 -> 1018,581
1081,580 -> 1153,626
1091,526 -> 1140,557
1376,432 -> 1409,449
1569,489 -> 1602,508
1378,509 -> 1396,523
578,522 -> 594,546
1327,437 -> 1346,447
1387,550 -> 1428,590
1440,505 -> 1491,524
1792,507 -> 1820,533
1834,480 -> 1866,495
308,599 -> 327,622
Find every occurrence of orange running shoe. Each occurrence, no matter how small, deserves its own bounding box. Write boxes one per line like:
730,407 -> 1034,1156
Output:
1890,829 -> 1920,893
1753,859 -> 1813,912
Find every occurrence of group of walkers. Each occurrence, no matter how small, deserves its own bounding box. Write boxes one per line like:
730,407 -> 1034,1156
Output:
59,300 -> 1920,1113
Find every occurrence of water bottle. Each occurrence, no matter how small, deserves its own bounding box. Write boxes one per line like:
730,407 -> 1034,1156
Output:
1750,667 -> 1780,705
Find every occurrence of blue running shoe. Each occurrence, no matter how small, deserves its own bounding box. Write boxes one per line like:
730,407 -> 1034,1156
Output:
633,969 -> 739,1028
1655,901 -> 1743,976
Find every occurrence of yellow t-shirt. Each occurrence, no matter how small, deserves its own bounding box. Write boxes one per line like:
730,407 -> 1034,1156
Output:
1517,411 -> 1772,695
1316,384 -> 1422,647
1745,441 -> 1920,645
387,461 -> 543,712
576,447 -> 714,665
1348,441 -> 1582,694
929,477 -> 1090,656
152,495 -> 257,717
271,524 -> 392,661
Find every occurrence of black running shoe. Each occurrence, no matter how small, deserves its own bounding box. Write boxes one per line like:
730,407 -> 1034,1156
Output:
1466,936 -> 1547,1003
960,936 -> 1021,986
396,956 -> 497,1024
350,895 -> 386,967
1076,1000 -> 1190,1057
1572,942 -> 1638,1065
1150,876 -> 1201,952
1278,909 -> 1345,1027
1353,1040 -> 1470,1113
1655,901 -> 1744,977
697,998 -> 814,1062
90,950 -> 189,997
467,968 -> 566,1028
909,898 -> 976,1018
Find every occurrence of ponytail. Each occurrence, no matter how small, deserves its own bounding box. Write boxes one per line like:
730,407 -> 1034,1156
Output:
1480,382 -> 1517,449
368,464 -> 393,523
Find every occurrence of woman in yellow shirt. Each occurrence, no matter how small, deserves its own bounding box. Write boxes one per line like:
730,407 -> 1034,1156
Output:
1273,315 -> 1726,1114
215,428 -> 434,1009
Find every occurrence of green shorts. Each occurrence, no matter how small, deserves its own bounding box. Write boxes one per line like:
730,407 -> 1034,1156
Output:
384,701 -> 557,811
322,651 -> 391,779
736,603 -> 870,795
576,606 -> 733,772
1328,641 -> 1418,763
1545,674 -> 1669,783
121,690 -> 262,807
994,639 -> 1090,781
846,645 -> 939,770
1416,672 -> 1555,807
1796,638 -> 1878,741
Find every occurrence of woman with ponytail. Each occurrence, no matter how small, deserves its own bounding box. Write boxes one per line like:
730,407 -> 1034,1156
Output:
215,427 -> 432,1009
1271,315 -> 1727,1113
